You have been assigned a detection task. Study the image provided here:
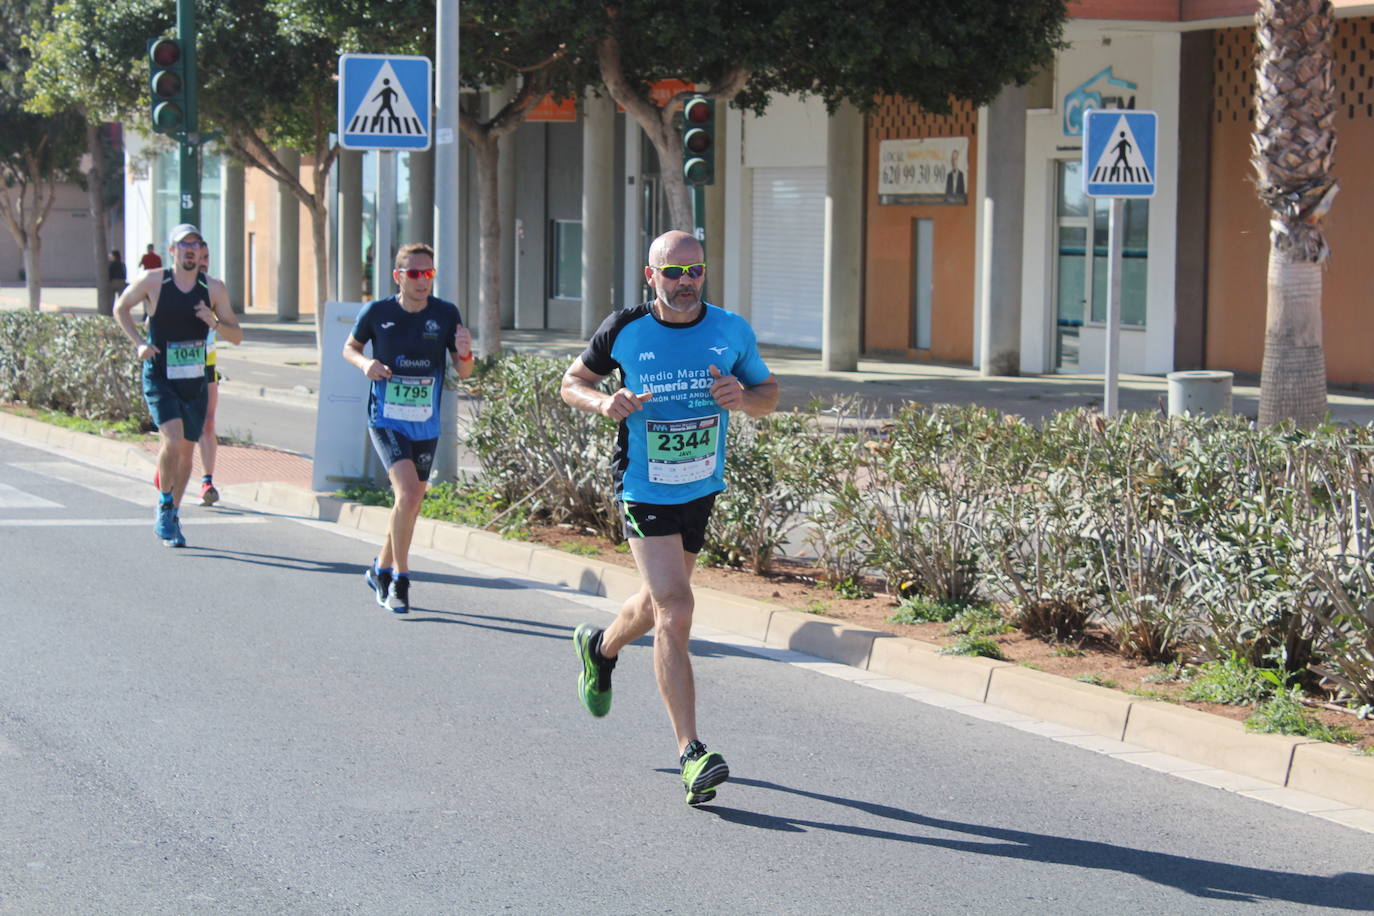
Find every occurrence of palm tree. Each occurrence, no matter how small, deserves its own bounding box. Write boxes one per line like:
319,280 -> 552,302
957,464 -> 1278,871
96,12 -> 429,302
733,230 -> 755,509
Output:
1251,0 -> 1339,427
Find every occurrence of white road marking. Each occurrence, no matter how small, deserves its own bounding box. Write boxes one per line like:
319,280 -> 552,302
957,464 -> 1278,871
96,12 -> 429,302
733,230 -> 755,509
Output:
0,482 -> 61,508
0,517 -> 265,527
9,460 -> 158,505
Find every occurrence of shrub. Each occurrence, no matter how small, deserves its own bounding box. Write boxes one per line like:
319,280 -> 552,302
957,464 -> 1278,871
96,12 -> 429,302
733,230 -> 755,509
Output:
1182,654 -> 1278,705
0,312 -> 150,426
466,354 -> 619,540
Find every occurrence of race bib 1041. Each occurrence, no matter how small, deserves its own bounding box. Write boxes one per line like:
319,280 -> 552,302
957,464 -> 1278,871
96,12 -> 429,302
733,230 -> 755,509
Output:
166,339 -> 205,380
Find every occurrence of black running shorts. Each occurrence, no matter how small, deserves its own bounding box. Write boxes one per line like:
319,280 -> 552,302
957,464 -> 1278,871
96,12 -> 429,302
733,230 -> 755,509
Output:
368,426 -> 439,481
621,493 -> 717,554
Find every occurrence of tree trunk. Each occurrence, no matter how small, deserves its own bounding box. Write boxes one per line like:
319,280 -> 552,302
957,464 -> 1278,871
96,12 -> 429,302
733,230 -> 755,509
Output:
473,134 -> 502,358
1259,256 -> 1328,426
85,121 -> 112,316
595,35 -> 750,234
1252,0 -> 1336,427
309,198 -> 330,352
23,239 -> 41,312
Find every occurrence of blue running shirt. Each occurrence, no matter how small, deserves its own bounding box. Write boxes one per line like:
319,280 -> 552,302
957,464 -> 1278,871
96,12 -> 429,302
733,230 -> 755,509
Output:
580,302 -> 771,505
350,295 -> 462,440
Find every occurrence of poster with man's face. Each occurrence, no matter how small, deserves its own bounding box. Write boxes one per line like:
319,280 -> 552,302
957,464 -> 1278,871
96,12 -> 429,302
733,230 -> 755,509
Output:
878,137 -> 969,206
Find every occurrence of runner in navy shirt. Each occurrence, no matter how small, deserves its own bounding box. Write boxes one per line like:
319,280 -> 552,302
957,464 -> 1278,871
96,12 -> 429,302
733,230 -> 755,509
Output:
561,229 -> 779,806
113,224 -> 241,548
344,242 -> 474,613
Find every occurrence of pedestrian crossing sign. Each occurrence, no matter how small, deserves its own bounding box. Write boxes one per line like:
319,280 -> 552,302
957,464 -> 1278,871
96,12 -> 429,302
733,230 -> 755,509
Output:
338,54 -> 432,151
1082,109 -> 1156,198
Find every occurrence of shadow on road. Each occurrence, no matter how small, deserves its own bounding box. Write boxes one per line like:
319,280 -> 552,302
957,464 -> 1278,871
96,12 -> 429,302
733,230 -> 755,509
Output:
680,775 -> 1374,908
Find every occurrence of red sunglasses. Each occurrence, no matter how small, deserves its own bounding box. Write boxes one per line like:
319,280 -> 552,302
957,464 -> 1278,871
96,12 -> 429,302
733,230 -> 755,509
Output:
397,267 -> 436,280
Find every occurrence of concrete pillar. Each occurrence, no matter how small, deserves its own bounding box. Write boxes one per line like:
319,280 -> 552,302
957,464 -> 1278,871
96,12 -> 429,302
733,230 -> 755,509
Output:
822,102 -> 863,371
978,84 -> 1027,377
498,127 -> 516,327
337,150 -> 363,302
433,0 -> 461,305
223,157 -> 246,313
581,90 -> 615,337
274,147 -> 300,321
408,148 -> 434,246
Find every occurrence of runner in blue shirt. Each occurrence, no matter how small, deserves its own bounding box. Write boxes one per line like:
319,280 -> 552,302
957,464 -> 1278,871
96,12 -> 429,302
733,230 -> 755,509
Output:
344,242 -> 474,613
561,229 -> 779,806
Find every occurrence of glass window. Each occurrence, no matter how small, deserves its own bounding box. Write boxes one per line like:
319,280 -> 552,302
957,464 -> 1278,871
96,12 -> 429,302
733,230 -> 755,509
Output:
1089,197 -> 1149,326
551,220 -> 582,299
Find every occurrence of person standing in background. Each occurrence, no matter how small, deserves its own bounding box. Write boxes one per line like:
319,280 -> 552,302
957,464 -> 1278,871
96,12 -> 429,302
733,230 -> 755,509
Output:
139,243 -> 163,271
108,250 -> 128,304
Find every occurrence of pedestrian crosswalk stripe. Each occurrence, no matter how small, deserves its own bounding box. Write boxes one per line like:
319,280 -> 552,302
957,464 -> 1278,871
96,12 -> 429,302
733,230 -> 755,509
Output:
0,482 -> 61,508
9,460 -> 156,505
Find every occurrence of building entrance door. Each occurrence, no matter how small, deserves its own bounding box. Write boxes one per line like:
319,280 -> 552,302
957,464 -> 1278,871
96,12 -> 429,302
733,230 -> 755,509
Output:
1052,159 -> 1150,372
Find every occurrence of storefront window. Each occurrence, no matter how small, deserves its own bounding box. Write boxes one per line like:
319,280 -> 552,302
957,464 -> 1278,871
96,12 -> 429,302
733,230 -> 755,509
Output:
551,220 -> 582,299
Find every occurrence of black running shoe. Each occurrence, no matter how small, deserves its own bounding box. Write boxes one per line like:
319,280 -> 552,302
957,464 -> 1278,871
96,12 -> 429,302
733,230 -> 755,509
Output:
365,565 -> 392,608
385,576 -> 410,614
680,740 -> 729,806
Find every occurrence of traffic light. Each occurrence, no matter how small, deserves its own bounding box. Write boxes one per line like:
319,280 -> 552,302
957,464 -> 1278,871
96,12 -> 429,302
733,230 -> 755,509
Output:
681,95 -> 715,186
147,37 -> 187,135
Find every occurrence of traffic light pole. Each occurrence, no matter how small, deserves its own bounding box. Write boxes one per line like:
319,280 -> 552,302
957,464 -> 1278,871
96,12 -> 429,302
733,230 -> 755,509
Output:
176,0 -> 200,227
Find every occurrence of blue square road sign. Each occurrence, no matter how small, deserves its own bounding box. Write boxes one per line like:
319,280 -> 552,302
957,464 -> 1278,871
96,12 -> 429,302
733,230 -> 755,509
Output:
338,54 -> 432,151
1083,109 -> 1156,198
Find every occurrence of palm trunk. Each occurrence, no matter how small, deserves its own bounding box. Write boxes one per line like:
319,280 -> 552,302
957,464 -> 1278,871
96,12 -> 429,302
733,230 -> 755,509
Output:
1259,257 -> 1328,426
309,199 -> 330,350
1252,0 -> 1337,427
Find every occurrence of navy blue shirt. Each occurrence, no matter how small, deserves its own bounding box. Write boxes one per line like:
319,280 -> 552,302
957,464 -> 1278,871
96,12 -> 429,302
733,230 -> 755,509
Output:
580,302 -> 771,505
350,295 -> 462,440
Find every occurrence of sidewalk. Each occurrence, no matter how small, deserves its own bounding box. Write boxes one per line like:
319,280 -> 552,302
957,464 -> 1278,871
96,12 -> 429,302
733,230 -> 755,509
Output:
10,282 -> 1374,424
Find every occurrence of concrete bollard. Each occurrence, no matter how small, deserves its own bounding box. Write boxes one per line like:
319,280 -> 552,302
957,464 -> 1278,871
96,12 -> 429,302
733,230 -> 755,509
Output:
1167,370 -> 1233,416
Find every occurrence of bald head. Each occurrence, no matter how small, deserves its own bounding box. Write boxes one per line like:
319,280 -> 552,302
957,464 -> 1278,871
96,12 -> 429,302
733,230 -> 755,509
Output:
647,230 -> 703,268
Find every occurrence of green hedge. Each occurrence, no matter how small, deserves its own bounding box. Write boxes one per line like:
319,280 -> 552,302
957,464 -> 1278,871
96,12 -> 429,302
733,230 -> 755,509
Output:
467,354 -> 1374,706
0,312 -> 151,426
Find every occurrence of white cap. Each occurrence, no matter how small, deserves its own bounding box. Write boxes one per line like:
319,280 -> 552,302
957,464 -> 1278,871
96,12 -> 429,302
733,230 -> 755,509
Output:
168,223 -> 201,246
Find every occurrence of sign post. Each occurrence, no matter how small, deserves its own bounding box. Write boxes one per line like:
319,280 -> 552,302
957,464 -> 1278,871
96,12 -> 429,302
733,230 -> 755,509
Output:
1082,109 -> 1156,417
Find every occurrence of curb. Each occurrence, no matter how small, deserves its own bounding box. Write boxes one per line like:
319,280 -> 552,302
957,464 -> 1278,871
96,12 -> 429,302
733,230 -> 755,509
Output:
5,410 -> 1373,822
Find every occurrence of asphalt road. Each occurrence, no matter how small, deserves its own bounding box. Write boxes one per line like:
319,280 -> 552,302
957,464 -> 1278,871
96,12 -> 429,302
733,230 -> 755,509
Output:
3,435 -> 1374,913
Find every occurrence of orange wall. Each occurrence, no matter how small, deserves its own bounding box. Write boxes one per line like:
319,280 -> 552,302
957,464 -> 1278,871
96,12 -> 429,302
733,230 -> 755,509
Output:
1207,22 -> 1374,385
863,100 -> 978,362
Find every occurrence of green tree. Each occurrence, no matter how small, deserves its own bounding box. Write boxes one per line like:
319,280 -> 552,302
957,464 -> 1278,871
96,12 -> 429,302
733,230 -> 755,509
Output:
29,0 -> 429,344
1252,0 -> 1337,427
1,0 -> 88,312
582,0 -> 1069,230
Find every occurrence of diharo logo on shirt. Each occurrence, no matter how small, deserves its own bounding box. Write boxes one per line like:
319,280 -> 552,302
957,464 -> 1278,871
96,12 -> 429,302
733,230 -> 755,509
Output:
638,351 -> 656,361
380,321 -> 396,329
395,356 -> 428,369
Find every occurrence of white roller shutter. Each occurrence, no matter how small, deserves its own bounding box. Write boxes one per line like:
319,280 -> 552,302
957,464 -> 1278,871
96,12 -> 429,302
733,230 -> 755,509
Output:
748,167 -> 825,349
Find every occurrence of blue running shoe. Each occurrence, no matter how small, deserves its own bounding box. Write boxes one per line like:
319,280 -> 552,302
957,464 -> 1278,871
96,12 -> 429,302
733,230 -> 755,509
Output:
163,512 -> 186,548
154,502 -> 176,540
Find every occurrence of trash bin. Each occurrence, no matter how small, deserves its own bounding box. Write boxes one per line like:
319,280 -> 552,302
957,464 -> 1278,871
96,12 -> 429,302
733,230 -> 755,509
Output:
1166,370 -> 1233,417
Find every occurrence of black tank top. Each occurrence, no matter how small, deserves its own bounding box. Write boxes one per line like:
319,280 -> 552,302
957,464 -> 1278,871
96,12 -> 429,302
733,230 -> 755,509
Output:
146,269 -> 211,395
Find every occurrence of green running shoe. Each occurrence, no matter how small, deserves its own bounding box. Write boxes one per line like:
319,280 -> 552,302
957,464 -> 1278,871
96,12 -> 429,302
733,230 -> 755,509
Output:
680,740 -> 729,806
573,624 -> 615,717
